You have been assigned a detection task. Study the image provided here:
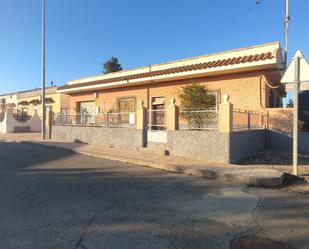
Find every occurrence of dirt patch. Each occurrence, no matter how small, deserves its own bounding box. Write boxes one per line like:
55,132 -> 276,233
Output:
239,150 -> 309,166
239,150 -> 309,177
240,150 -> 309,193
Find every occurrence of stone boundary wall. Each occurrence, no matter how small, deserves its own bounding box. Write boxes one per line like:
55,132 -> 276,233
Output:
167,131 -> 230,163
167,129 -> 266,163
267,130 -> 309,155
50,125 -> 145,149
49,126 -> 267,163
0,111 -> 41,134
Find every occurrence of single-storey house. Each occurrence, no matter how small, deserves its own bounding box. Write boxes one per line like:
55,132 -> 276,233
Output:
17,86 -> 70,117
0,92 -> 19,112
58,42 -> 285,118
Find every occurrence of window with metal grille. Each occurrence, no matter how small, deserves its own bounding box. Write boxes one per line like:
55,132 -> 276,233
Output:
117,97 -> 136,112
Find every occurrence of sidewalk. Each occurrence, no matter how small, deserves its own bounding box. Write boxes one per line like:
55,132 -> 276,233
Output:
0,133 -> 285,187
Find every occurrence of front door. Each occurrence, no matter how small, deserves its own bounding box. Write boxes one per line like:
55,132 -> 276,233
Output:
150,97 -> 165,130
152,104 -> 165,130
147,97 -> 167,144
79,101 -> 95,125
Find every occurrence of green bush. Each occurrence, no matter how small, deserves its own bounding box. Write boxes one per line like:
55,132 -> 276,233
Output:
178,84 -> 216,129
179,84 -> 216,110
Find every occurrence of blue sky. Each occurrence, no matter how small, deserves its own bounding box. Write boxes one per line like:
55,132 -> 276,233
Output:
0,0 -> 308,96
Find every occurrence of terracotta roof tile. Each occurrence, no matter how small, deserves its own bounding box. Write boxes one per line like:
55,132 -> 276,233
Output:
58,51 -> 276,91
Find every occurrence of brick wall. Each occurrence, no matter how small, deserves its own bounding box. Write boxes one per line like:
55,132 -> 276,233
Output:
267,108 -> 293,133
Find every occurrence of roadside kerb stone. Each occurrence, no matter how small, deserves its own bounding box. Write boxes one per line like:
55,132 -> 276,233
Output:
247,169 -> 286,187
0,136 -> 285,187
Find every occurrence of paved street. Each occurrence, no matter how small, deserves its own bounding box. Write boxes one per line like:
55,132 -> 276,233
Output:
0,140 -> 309,249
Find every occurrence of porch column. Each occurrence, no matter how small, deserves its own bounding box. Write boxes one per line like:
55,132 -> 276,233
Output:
136,100 -> 146,130
219,94 -> 233,133
167,98 -> 179,131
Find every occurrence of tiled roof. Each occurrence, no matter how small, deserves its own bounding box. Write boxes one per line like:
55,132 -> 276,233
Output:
58,51 -> 274,91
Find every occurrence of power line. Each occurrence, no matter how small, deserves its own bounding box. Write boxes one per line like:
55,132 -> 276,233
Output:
225,0 -> 262,30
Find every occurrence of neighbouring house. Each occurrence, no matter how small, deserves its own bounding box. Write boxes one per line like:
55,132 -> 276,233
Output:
0,92 -> 19,113
0,86 -> 70,134
17,86 -> 70,118
58,42 -> 285,118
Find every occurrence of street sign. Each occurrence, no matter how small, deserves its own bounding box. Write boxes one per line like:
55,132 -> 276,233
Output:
280,50 -> 309,176
285,83 -> 309,91
281,50 -> 309,89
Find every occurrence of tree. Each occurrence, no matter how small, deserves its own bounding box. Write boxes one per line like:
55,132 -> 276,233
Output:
286,99 -> 294,108
178,84 -> 216,129
103,57 -> 122,74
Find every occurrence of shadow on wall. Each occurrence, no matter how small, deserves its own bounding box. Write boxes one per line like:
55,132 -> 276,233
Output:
299,110 -> 309,131
267,130 -> 309,156
229,129 -> 266,164
300,90 -> 309,131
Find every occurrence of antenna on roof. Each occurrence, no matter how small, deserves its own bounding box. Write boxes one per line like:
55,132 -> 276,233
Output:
284,0 -> 290,70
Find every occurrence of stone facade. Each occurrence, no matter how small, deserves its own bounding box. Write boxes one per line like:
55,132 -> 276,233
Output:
166,130 -> 230,162
166,129 -> 266,163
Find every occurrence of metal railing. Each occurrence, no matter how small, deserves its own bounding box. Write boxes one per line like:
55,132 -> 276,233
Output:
179,109 -> 218,130
233,109 -> 267,130
14,115 -> 32,123
54,112 -> 136,128
0,112 -> 33,123
106,112 -> 136,127
147,109 -> 166,130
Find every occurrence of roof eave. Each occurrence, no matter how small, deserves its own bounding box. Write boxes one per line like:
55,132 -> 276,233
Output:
58,61 -> 279,94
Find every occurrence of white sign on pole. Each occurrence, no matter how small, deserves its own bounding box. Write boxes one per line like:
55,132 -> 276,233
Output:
281,50 -> 309,90
281,50 -> 309,176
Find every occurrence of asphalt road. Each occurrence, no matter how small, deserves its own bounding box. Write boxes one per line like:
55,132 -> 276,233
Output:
0,140 -> 308,249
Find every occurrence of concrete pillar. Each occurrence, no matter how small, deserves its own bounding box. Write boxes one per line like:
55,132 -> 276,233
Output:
167,98 -> 179,131
219,94 -> 233,133
136,100 -> 146,130
45,110 -> 50,127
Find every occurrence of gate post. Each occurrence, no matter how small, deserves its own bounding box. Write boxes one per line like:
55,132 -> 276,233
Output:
136,100 -> 146,130
45,110 -> 54,139
219,94 -> 233,133
167,98 -> 179,131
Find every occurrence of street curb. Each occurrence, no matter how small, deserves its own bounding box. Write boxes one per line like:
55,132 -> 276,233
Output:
4,138 -> 285,187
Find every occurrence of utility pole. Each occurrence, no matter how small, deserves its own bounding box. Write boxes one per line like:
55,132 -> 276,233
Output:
293,56 -> 300,176
284,0 -> 289,69
42,0 -> 46,139
285,0 -> 298,177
